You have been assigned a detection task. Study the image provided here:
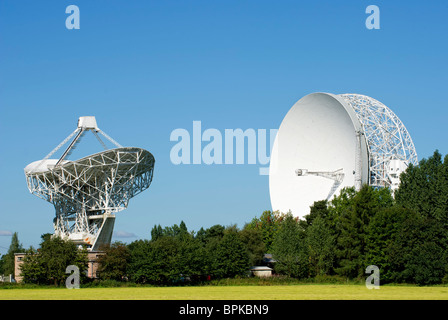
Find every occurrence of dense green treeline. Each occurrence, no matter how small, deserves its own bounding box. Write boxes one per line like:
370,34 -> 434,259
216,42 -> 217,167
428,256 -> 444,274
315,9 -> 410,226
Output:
2,150 -> 448,286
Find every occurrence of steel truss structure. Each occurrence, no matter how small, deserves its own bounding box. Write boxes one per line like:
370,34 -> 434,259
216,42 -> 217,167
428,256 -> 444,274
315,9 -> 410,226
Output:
340,94 -> 418,189
25,117 -> 155,250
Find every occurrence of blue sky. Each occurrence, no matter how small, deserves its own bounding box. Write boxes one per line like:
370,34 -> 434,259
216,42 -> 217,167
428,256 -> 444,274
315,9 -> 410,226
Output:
0,0 -> 447,254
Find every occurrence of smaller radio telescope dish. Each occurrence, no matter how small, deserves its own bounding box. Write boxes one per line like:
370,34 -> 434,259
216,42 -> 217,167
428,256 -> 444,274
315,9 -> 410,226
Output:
269,92 -> 417,219
25,116 -> 155,250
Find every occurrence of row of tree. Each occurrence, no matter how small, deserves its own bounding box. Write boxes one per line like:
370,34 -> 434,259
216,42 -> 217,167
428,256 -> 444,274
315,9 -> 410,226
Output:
8,223 -> 257,286
2,150 -> 448,286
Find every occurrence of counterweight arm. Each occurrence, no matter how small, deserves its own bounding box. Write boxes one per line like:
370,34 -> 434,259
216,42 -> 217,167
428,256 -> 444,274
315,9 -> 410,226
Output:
295,168 -> 345,200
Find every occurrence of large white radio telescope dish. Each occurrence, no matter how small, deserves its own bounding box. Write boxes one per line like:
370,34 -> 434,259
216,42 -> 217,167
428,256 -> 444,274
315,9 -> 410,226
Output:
25,116 -> 155,251
269,92 -> 417,219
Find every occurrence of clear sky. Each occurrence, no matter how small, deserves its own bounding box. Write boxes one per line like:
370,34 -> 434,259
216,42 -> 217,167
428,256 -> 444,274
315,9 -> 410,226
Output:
1,0 -> 447,254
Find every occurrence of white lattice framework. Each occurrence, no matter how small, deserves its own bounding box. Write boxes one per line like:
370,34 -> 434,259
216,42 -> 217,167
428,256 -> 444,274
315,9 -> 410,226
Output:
340,94 -> 418,188
25,117 -> 155,250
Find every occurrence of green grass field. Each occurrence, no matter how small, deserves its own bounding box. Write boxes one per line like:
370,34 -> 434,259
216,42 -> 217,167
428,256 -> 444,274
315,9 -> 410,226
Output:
1,284 -> 448,300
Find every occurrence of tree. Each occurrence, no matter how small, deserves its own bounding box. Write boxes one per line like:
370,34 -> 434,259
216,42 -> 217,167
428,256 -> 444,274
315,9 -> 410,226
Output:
130,222 -> 207,284
176,234 -> 204,281
128,237 -> 179,284
212,227 -> 249,278
387,213 -> 448,285
200,224 -> 225,241
150,220 -> 190,241
150,224 -> 163,241
1,232 -> 24,276
198,225 -> 226,278
245,210 -> 285,253
333,185 -> 393,279
239,227 -> 266,266
196,224 -> 225,250
271,213 -> 308,278
364,206 -> 412,283
327,187 -> 357,223
97,241 -> 131,281
301,200 -> 329,229
396,150 -> 448,226
128,239 -> 154,284
20,235 -> 88,286
304,216 -> 336,276
19,247 -> 45,284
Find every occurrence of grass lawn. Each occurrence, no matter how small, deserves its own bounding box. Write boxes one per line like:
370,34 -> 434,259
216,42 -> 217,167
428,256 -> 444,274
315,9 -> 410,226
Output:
1,284 -> 448,300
